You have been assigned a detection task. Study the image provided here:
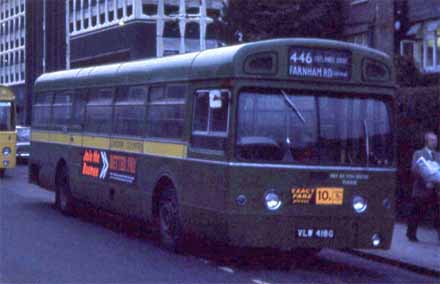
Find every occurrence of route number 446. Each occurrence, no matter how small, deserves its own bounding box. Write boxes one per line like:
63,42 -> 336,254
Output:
290,51 -> 313,64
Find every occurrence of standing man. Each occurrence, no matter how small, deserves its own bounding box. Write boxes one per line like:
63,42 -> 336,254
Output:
406,131 -> 440,242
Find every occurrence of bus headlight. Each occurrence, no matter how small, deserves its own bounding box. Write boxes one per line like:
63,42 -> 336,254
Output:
2,147 -> 11,156
352,195 -> 367,213
372,233 -> 381,247
3,160 -> 9,167
265,192 -> 282,211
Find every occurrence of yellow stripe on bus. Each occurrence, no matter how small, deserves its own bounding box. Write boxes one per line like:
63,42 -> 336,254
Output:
70,135 -> 82,146
29,130 -> 187,158
31,131 -> 49,142
144,141 -> 187,158
110,138 -> 144,153
49,133 -> 70,145
82,136 -> 110,149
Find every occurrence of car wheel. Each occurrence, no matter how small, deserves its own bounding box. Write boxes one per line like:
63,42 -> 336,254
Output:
159,187 -> 183,253
55,165 -> 75,216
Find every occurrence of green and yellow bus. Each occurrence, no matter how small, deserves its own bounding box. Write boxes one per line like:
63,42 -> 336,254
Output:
0,86 -> 16,178
29,38 -> 396,253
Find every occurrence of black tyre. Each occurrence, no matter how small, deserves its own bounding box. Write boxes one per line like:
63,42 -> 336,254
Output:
0,169 -> 4,178
55,165 -> 75,216
159,187 -> 183,253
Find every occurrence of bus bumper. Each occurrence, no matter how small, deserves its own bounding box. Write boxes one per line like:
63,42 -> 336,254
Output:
225,214 -> 394,251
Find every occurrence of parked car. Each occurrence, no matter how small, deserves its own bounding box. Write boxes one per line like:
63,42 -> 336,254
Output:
16,125 -> 30,163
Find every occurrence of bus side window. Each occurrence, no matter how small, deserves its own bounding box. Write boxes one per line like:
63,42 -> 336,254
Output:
146,85 -> 185,139
52,91 -> 72,131
71,89 -> 88,131
113,85 -> 148,137
191,89 -> 230,150
32,93 -> 53,130
85,88 -> 114,134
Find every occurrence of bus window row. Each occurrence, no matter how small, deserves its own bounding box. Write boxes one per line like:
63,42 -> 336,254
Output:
32,84 -> 186,140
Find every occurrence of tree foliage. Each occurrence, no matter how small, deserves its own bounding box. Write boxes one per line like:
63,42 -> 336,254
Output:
216,0 -> 343,44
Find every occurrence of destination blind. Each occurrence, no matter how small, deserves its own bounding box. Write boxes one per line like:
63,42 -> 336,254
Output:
288,47 -> 351,80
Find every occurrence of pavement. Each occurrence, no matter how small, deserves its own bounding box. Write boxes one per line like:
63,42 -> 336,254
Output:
349,222 -> 440,277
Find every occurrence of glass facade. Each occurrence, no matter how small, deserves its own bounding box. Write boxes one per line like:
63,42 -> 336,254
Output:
0,0 -> 26,86
67,0 -> 222,57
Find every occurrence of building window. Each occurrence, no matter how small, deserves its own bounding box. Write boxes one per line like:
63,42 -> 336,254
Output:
401,22 -> 440,72
424,38 -> 435,68
421,28 -> 440,72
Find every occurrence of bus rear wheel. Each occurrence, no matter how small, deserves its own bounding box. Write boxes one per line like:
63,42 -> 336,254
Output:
55,165 -> 75,216
159,187 -> 183,253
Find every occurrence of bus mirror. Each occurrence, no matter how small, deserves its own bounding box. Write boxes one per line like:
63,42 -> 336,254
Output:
209,90 -> 223,109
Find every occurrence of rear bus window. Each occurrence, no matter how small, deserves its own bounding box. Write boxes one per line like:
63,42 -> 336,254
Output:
113,85 -> 148,137
71,89 -> 88,131
85,88 -> 114,134
32,93 -> 53,129
52,92 -> 72,130
146,85 -> 186,139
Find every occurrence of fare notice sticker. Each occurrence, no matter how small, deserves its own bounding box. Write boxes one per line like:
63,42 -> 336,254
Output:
288,47 -> 351,81
291,187 -> 344,205
315,187 -> 344,205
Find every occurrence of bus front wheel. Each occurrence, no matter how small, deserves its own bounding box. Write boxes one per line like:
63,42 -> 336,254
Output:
55,165 -> 75,216
159,187 -> 183,253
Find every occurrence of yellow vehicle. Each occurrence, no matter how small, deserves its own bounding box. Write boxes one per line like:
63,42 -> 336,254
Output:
0,86 -> 16,178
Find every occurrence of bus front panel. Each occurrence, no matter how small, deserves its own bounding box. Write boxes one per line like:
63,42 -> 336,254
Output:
0,101 -> 16,171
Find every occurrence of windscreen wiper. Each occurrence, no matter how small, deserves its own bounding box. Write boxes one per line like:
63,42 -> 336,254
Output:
281,90 -> 306,124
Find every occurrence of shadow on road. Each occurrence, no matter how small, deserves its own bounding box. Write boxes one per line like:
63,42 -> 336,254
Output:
33,201 -> 382,277
18,200 -> 54,213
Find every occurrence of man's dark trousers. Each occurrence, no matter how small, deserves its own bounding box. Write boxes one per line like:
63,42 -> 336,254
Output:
407,191 -> 440,239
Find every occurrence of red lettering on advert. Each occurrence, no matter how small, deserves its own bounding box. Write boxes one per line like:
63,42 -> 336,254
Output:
83,150 -> 100,164
83,150 -> 92,163
92,151 -> 100,163
127,157 -> 136,174
110,155 -> 127,172
108,154 -> 137,174
82,162 -> 100,178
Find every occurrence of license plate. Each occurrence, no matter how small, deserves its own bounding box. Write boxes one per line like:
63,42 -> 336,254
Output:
315,187 -> 344,205
296,228 -> 335,239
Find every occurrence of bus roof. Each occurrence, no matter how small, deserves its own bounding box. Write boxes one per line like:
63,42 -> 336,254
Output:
34,38 -> 394,92
0,86 -> 15,101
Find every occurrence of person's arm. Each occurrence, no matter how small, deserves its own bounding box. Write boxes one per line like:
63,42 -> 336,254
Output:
413,150 -> 436,188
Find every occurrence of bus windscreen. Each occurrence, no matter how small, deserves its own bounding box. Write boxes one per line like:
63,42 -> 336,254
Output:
237,90 -> 393,166
0,102 -> 13,131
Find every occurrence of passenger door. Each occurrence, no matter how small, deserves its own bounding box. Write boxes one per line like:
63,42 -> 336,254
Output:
184,89 -> 231,237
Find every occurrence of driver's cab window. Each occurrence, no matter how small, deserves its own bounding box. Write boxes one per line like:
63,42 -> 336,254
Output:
192,89 -> 230,150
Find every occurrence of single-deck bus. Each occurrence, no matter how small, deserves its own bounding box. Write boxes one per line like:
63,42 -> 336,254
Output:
0,86 -> 16,178
29,39 -> 396,253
